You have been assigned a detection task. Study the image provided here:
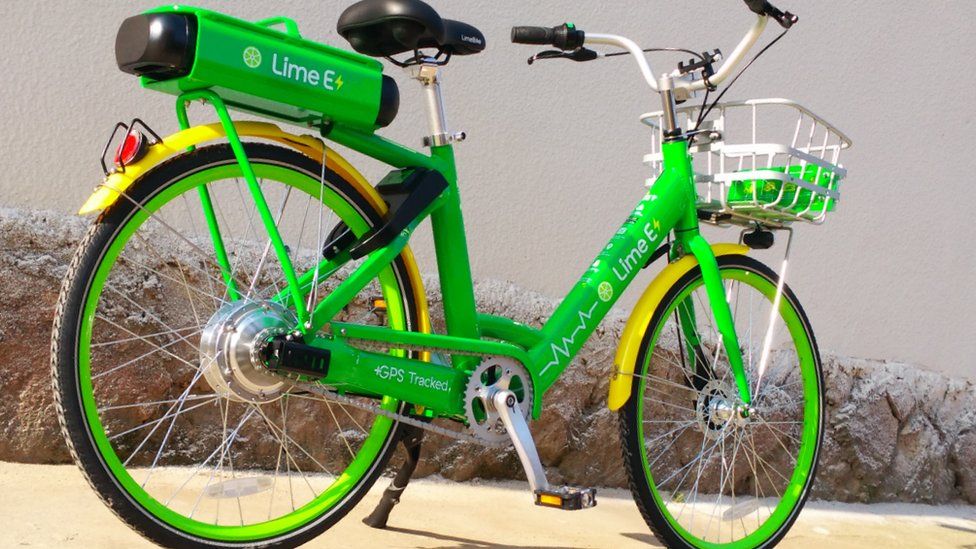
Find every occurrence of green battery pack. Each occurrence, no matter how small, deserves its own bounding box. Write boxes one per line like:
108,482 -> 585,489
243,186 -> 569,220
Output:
116,6 -> 399,131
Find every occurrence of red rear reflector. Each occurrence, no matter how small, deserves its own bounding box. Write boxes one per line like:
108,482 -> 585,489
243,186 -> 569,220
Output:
114,131 -> 148,167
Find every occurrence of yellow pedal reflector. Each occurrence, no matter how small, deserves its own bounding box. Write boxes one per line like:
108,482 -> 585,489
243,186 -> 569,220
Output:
538,494 -> 563,507
534,487 -> 597,510
372,298 -> 387,311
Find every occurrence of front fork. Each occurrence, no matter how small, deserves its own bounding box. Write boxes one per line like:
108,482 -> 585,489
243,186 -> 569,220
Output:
681,235 -> 752,406
666,138 -> 752,405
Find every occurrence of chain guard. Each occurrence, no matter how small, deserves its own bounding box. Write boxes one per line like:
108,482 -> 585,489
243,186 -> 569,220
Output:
291,340 -> 534,447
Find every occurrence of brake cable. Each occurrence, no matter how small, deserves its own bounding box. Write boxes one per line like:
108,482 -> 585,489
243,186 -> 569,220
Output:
526,27 -> 791,145
691,28 -> 790,136
528,46 -> 707,65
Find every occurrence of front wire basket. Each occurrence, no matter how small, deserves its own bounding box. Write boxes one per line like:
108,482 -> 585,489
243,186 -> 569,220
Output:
642,98 -> 852,227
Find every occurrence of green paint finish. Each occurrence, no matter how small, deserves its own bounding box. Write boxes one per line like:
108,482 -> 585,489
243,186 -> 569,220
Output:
334,322 -> 531,366
177,90 -> 310,325
79,161 -> 408,542
476,314 -> 542,349
525,145 -> 691,396
427,145 -> 481,369
308,334 -> 469,415
309,185 -> 446,329
636,268 -> 820,548
121,8 -> 775,417
196,184 -> 240,300
143,6 -> 385,130
684,235 -> 751,404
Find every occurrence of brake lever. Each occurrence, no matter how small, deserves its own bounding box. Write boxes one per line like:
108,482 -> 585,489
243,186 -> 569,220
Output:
527,47 -> 599,65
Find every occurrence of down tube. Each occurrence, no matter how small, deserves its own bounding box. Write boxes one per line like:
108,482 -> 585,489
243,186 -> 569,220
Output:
529,170 -> 690,392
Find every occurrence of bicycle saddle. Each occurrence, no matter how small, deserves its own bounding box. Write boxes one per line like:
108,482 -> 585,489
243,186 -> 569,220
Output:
338,0 -> 486,58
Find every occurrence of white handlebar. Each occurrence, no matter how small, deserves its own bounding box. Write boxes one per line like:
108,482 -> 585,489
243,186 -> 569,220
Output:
585,33 -> 662,91
585,14 -> 769,94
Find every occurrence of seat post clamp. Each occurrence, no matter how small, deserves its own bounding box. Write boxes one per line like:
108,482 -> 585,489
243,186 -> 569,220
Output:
423,131 -> 466,148
409,62 -> 441,85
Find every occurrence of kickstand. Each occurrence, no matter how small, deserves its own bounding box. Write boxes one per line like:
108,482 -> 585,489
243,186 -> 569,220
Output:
362,423 -> 424,529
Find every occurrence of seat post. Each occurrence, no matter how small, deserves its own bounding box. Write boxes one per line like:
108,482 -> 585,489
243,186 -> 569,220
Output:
409,62 -> 465,148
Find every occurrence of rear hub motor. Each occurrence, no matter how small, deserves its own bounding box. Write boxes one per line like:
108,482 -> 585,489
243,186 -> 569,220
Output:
200,300 -> 297,404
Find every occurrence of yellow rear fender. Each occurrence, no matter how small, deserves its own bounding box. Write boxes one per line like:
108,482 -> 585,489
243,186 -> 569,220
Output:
607,244 -> 749,411
79,121 -> 430,335
80,121 -> 386,215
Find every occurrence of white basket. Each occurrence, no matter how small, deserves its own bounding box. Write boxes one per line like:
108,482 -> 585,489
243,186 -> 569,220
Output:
642,98 -> 852,226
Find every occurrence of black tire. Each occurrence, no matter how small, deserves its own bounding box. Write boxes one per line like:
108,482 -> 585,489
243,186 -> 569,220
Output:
51,143 -> 423,548
618,255 -> 824,549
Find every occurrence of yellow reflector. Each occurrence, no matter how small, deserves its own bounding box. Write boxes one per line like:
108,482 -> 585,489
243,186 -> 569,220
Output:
538,494 -> 562,507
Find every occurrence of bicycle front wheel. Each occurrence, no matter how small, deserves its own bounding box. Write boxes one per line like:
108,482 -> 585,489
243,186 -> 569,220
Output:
619,255 -> 823,548
52,143 -> 424,548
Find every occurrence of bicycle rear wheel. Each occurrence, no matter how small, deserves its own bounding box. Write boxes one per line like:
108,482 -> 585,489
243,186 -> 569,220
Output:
52,143 -> 423,547
619,255 -> 823,548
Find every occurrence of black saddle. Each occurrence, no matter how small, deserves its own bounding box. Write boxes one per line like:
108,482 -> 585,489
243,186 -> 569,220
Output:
337,0 -> 486,58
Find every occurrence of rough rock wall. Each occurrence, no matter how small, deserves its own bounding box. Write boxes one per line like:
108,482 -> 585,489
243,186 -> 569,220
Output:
1,207 -> 974,503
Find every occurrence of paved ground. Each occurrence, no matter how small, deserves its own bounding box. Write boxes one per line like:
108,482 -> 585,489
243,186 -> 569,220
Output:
2,462 -> 975,548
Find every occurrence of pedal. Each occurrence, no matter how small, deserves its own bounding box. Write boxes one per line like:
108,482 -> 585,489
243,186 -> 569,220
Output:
491,390 -> 598,511
534,486 -> 597,510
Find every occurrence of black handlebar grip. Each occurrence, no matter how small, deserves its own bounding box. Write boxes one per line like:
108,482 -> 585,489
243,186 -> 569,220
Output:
742,0 -> 798,28
743,0 -> 769,15
511,26 -> 554,45
512,24 -> 585,51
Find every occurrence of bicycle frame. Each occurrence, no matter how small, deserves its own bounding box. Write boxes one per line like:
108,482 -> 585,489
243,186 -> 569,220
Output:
167,85 -> 753,421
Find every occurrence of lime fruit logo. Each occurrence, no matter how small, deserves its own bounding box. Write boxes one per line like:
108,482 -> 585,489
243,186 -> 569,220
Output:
597,281 -> 614,302
243,46 -> 262,69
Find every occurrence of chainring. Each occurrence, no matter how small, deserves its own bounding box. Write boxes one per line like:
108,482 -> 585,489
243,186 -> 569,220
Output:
464,357 -> 533,444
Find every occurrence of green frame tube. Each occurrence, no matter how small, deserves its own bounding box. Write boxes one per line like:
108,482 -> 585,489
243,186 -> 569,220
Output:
177,90 -> 309,325
178,91 -> 753,417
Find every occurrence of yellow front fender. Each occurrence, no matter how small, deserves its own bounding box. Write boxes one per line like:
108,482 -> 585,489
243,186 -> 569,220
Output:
607,243 -> 749,410
80,121 -> 430,335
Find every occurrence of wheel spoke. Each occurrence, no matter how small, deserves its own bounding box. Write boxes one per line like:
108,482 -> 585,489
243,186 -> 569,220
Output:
67,160 -> 411,538
633,263 -> 818,546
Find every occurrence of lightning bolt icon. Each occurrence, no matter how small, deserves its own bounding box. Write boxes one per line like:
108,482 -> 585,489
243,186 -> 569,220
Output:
336,75 -> 344,90
653,219 -> 661,231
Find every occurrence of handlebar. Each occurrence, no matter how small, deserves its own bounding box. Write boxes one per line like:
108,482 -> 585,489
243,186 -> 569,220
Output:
511,1 -> 794,94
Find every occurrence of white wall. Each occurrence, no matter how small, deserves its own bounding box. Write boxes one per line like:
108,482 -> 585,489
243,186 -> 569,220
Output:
1,1 -> 973,378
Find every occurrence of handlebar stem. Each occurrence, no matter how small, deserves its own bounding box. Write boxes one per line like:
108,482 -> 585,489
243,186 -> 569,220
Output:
657,75 -> 680,138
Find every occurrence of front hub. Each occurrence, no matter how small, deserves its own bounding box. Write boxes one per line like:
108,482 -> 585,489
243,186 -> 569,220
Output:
696,379 -> 751,439
199,300 -> 297,403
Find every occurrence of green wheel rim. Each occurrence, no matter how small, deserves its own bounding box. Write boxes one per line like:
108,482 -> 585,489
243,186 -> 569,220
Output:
636,267 -> 820,548
77,162 -> 407,542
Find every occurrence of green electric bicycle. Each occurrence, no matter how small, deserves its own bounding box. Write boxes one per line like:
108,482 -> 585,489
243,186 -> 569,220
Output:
52,0 -> 851,547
